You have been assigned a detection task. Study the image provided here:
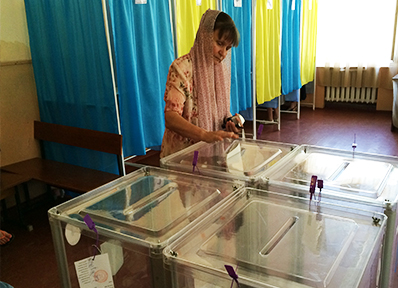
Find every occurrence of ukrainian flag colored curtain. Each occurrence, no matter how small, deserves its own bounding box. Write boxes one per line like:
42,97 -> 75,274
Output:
281,0 -> 302,95
256,0 -> 282,105
300,0 -> 317,85
176,0 -> 217,57
108,0 -> 174,157
222,1 -> 252,115
24,0 -> 119,174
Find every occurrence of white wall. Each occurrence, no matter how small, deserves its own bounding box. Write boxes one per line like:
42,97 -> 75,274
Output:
0,0 -> 43,203
0,0 -> 31,62
0,0 -> 40,166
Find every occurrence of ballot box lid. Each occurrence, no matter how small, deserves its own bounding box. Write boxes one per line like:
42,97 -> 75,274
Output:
48,166 -> 243,249
160,138 -> 298,183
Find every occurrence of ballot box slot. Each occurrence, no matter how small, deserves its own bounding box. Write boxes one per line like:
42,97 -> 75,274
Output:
259,216 -> 299,256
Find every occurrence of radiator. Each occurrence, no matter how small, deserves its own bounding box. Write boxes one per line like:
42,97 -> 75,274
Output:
325,86 -> 377,104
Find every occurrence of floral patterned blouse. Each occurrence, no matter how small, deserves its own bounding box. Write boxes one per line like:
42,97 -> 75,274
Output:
160,54 -> 198,158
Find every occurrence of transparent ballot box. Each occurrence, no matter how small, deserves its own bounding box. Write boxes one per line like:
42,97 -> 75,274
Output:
163,188 -> 386,288
48,166 -> 243,288
160,138 -> 298,186
265,145 -> 398,288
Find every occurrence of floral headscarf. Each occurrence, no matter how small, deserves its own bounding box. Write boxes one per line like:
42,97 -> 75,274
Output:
190,9 -> 232,131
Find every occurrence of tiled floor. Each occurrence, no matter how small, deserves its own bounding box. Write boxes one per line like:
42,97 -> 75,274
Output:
1,104 -> 397,287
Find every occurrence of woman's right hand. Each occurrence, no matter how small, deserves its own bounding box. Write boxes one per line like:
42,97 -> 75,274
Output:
202,130 -> 239,143
165,111 -> 239,143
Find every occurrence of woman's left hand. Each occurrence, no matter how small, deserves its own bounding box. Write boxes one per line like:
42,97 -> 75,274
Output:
225,113 -> 242,134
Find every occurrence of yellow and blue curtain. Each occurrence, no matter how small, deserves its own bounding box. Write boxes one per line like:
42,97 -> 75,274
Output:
300,0 -> 317,85
256,0 -> 282,105
25,0 -> 317,172
222,1 -> 252,115
175,0 -> 216,57
24,0 -> 120,174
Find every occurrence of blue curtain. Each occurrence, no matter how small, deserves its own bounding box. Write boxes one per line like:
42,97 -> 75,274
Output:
108,0 -> 174,157
281,0 -> 302,95
222,1 -> 252,115
24,0 -> 120,174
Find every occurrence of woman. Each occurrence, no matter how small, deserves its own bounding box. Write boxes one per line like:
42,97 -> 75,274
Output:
160,10 -> 241,158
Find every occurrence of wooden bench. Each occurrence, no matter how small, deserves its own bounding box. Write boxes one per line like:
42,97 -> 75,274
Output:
2,121 -> 124,194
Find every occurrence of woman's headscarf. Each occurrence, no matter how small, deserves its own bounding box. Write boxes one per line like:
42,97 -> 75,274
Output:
190,9 -> 232,132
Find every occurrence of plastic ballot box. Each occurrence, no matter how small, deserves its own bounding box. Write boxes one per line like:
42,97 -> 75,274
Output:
48,166 -> 243,288
264,145 -> 398,288
160,138 -> 298,187
163,187 -> 386,288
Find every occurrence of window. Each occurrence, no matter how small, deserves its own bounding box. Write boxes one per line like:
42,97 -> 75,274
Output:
316,0 -> 396,67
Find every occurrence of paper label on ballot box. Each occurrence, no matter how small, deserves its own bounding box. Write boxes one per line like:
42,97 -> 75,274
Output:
75,253 -> 115,288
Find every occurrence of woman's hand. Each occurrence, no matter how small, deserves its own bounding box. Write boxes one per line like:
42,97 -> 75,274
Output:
165,111 -> 238,143
225,113 -> 243,134
202,130 -> 239,143
225,120 -> 240,134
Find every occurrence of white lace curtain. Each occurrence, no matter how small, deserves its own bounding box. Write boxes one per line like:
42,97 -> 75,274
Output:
316,0 -> 396,88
